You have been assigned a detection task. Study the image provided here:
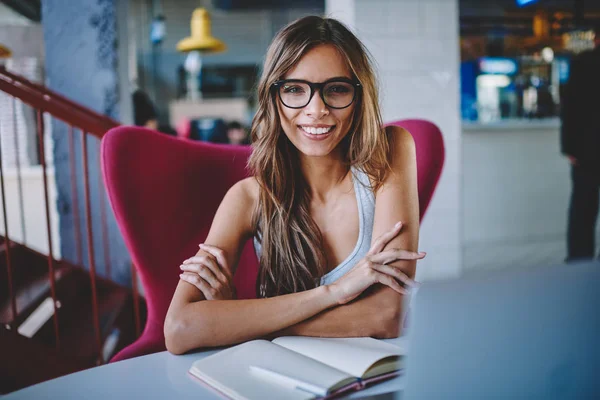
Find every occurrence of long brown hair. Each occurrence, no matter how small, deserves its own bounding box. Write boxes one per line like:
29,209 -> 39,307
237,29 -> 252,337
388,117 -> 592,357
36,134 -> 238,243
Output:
248,16 -> 390,298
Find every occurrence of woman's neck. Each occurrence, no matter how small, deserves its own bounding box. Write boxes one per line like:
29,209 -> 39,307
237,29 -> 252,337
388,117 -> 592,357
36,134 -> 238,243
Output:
299,153 -> 351,203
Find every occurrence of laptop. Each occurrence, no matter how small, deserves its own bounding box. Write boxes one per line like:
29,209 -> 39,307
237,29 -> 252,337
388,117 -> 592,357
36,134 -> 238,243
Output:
396,260 -> 600,399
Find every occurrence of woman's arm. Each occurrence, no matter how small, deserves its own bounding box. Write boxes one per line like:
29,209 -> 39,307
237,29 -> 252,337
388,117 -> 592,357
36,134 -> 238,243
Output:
274,126 -> 421,338
165,178 -> 336,353
165,127 -> 419,352
372,126 -> 420,276
166,280 -> 337,354
274,286 -> 402,338
165,177 -> 409,354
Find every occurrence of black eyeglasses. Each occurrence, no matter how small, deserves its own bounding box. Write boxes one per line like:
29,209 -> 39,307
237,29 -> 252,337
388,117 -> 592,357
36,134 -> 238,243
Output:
272,78 -> 361,109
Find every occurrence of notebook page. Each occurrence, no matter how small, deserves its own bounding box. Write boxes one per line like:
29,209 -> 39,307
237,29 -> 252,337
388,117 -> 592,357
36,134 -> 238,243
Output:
271,337 -> 404,378
189,340 -> 356,400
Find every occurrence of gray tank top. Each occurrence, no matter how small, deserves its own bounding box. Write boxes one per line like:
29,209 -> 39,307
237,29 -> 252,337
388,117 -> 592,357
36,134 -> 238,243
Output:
253,168 -> 375,286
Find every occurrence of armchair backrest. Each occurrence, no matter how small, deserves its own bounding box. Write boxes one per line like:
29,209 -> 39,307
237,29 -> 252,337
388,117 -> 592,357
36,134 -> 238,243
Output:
386,119 -> 445,221
102,127 -> 260,337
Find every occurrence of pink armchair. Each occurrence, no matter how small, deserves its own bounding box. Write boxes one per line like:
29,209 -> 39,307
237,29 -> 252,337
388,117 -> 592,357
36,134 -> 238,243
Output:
101,119 -> 444,362
102,128 -> 259,362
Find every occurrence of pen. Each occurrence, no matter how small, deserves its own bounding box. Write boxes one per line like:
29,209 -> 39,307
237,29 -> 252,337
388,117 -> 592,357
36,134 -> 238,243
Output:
248,365 -> 327,397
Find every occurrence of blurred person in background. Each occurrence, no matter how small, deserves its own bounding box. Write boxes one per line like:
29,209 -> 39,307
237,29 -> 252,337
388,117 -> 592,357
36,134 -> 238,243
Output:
133,89 -> 159,129
226,121 -> 250,145
536,78 -> 555,118
132,88 -> 177,135
561,24 -> 600,262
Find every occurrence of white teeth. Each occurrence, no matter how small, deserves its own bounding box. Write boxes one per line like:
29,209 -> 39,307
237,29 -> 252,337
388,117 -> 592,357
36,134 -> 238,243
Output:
300,126 -> 333,135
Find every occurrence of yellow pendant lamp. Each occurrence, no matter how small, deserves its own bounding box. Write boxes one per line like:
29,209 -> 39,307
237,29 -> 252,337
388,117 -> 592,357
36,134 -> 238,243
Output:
177,8 -> 226,100
176,8 -> 226,53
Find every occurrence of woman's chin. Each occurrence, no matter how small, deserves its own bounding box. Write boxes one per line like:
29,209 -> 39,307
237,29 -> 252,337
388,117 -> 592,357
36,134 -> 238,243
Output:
295,143 -> 338,158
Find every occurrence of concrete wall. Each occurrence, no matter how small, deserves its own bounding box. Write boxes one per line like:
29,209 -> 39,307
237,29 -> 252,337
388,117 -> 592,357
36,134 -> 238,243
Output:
327,0 -> 462,281
41,0 -> 131,285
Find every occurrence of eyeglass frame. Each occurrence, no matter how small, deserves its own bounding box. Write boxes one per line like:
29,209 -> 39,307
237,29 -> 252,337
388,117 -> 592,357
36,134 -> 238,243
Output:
272,78 -> 361,110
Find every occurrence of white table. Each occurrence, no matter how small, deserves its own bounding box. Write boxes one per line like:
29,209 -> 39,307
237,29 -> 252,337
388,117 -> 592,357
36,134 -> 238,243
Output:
5,338 -> 406,399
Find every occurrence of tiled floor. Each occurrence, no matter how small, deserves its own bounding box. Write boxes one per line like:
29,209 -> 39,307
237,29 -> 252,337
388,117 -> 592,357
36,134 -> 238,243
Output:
463,238 -> 567,271
461,123 -> 600,273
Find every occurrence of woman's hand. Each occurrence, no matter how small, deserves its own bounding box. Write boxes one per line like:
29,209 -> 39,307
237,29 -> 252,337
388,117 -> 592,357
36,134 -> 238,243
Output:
328,222 -> 425,305
179,244 -> 236,300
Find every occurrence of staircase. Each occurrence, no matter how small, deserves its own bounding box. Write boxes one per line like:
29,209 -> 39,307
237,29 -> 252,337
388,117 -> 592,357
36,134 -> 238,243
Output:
0,66 -> 147,394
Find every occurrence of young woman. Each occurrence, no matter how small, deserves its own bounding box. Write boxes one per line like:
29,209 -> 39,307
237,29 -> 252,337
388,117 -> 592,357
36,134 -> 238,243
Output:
165,16 -> 425,354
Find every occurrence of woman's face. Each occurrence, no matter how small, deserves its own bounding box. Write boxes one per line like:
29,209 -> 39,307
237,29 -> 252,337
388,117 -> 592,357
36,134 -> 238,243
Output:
276,44 -> 356,158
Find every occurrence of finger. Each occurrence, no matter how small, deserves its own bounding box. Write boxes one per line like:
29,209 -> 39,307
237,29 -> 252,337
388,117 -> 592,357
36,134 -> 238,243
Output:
180,263 -> 220,288
375,272 -> 409,295
199,244 -> 232,280
367,222 -> 403,255
179,272 -> 214,299
368,222 -> 403,255
370,249 -> 426,265
183,254 -> 229,284
183,254 -> 218,268
372,263 -> 420,288
181,255 -> 218,277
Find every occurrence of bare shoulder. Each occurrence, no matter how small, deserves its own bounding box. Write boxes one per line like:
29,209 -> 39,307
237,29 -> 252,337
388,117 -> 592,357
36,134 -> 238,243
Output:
210,176 -> 259,240
227,177 -> 259,205
385,125 -> 415,156
384,125 -> 416,174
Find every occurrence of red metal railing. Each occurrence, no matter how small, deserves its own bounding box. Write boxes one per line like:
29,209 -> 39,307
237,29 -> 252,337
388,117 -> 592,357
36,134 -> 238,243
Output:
35,108 -> 60,349
0,68 -> 116,136
0,65 -> 143,371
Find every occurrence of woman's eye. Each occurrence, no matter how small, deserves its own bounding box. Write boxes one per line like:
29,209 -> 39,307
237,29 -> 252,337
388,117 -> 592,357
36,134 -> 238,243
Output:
283,85 -> 305,94
327,85 -> 350,94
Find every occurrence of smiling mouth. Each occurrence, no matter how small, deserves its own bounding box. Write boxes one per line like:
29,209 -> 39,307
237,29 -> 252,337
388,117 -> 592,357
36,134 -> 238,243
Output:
298,125 -> 335,135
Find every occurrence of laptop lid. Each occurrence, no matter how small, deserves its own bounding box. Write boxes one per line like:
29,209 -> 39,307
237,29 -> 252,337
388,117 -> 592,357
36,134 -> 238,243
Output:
401,261 -> 600,399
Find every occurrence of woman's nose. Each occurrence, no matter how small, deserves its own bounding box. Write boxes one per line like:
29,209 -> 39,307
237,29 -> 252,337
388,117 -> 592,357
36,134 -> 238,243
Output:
303,90 -> 329,118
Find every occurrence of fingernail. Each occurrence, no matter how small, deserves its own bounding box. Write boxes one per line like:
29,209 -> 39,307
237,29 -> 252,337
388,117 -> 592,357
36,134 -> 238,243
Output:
419,252 -> 427,256
199,244 -> 204,248
182,259 -> 189,264
395,221 -> 402,229
179,265 -> 184,270
179,273 -> 184,278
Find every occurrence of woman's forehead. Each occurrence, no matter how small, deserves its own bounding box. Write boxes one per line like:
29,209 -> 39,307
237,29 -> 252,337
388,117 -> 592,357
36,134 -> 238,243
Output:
284,44 -> 352,81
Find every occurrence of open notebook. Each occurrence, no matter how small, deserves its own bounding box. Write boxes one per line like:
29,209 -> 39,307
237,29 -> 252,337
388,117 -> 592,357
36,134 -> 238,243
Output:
188,336 -> 404,400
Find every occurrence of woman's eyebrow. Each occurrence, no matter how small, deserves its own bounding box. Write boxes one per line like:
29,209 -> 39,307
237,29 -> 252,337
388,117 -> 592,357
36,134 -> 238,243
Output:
283,76 -> 352,82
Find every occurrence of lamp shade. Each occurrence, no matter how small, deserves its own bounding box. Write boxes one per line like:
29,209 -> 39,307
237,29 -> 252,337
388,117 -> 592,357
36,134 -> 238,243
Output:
176,8 -> 226,53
